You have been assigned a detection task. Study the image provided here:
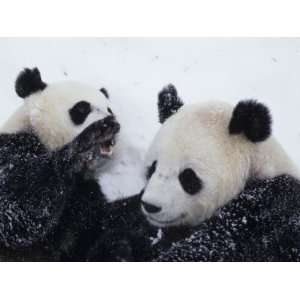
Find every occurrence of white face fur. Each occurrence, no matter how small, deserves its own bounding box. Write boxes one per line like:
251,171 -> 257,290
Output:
1,69 -> 118,178
141,100 -> 299,228
27,81 -> 113,150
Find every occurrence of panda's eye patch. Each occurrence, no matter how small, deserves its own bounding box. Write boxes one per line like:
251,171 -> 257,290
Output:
146,160 -> 157,180
107,107 -> 113,115
69,101 -> 92,125
178,168 -> 202,195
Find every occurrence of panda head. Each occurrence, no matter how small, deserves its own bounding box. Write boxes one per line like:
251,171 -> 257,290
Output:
141,84 -> 272,227
14,67 -> 117,156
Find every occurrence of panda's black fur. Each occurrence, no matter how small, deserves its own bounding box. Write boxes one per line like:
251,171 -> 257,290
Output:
229,99 -> 272,142
158,84 -> 184,124
86,194 -> 157,262
146,160 -> 157,180
87,175 -> 300,262
156,175 -> 300,262
15,68 -> 47,98
86,192 -> 192,262
0,117 -> 124,261
100,87 -> 109,99
69,101 -> 92,125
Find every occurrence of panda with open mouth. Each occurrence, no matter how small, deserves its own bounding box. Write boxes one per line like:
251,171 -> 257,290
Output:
0,68 -> 121,260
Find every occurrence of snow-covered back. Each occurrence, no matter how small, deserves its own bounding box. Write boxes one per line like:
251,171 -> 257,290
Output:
0,38 -> 300,200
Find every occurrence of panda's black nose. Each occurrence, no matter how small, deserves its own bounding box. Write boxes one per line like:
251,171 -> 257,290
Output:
141,201 -> 162,214
103,115 -> 120,133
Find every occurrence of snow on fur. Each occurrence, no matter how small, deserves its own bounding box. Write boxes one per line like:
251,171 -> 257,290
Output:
155,175 -> 300,262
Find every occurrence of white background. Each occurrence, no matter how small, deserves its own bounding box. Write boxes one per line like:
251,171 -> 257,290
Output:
1,1 -> 300,300
1,38 -> 300,199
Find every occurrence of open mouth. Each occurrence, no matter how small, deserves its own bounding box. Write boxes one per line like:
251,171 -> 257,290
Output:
99,137 -> 116,157
96,116 -> 120,157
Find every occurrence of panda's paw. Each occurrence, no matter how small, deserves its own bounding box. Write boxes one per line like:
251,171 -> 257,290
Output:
158,84 -> 179,104
158,84 -> 184,124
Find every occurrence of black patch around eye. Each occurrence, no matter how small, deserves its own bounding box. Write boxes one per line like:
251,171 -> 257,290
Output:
107,107 -> 113,115
69,101 -> 92,125
100,87 -> 109,99
146,160 -> 157,180
178,168 -> 202,195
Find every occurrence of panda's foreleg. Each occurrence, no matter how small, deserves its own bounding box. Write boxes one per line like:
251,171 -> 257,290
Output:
0,117 -> 119,251
0,148 -> 71,250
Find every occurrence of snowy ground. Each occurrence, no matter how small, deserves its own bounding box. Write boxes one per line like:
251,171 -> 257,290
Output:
0,38 -> 300,200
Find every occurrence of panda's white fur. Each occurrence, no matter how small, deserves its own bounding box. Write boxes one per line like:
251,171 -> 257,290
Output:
1,81 -> 111,150
1,105 -> 31,134
142,101 -> 299,227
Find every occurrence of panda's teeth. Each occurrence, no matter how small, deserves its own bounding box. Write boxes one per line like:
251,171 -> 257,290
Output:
99,139 -> 115,157
100,145 -> 112,156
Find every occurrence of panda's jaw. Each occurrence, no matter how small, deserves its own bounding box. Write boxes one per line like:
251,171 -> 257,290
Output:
100,138 -> 116,157
96,116 -> 120,158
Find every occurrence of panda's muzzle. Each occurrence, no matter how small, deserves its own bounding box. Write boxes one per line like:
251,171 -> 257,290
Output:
98,115 -> 120,157
99,138 -> 116,156
75,115 -> 120,157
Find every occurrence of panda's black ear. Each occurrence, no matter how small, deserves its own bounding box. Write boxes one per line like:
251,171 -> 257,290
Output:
15,67 -> 47,99
100,87 -> 109,99
229,100 -> 272,142
158,84 -> 184,124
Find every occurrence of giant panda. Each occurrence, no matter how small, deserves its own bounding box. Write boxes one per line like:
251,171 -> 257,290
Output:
141,84 -> 300,228
0,67 -> 122,261
84,84 -> 300,262
86,84 -> 300,262
143,84 -> 300,261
